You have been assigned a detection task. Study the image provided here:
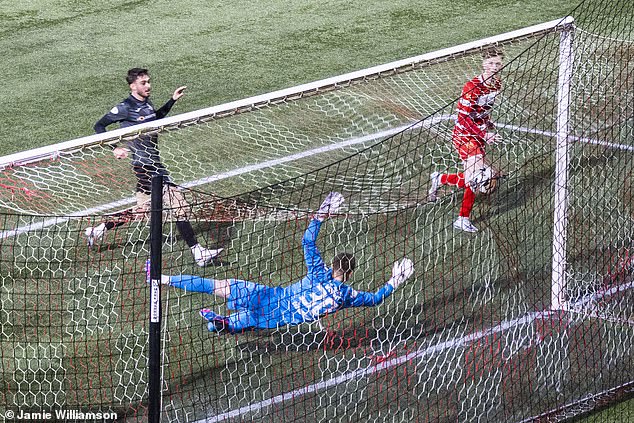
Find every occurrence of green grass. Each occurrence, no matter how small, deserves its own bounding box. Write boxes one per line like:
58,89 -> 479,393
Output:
3,1 -> 634,422
576,398 -> 634,423
0,0 -> 575,157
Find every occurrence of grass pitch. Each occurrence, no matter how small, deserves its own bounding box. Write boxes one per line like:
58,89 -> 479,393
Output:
0,0 -> 574,156
3,0 -> 634,422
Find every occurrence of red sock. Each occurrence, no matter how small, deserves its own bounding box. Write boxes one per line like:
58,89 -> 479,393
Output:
441,173 -> 466,188
459,187 -> 476,217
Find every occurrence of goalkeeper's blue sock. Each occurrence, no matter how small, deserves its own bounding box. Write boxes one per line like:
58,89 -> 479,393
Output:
168,275 -> 216,294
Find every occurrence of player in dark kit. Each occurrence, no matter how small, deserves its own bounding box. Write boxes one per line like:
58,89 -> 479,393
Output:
85,68 -> 221,266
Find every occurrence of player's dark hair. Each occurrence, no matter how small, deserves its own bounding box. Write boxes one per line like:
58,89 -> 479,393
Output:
482,47 -> 504,60
126,68 -> 149,84
332,252 -> 356,277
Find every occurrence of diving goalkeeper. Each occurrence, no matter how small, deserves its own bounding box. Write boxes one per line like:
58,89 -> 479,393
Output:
159,192 -> 415,334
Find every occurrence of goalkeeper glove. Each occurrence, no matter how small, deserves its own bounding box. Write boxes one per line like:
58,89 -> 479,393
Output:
386,258 -> 414,290
315,192 -> 345,221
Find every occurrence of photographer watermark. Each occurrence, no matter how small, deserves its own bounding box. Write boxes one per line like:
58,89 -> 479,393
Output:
3,408 -> 118,421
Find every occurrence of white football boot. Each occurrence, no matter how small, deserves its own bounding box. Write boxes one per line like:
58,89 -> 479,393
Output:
453,216 -> 478,233
191,244 -> 223,267
84,223 -> 107,247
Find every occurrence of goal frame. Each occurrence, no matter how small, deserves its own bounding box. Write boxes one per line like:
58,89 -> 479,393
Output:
0,17 -> 574,171
0,16 -> 576,314
10,15 -> 634,423
551,18 -> 576,311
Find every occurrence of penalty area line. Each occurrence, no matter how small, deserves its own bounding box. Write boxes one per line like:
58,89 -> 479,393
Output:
0,118 -> 444,241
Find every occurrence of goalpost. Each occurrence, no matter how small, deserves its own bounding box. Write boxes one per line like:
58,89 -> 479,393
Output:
551,17 -> 575,311
1,5 -> 634,422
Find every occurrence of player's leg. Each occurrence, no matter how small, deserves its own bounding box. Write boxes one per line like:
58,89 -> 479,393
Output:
442,173 -> 466,187
83,191 -> 148,247
451,135 -> 486,232
200,309 -> 255,334
131,166 -> 153,217
200,279 -> 268,333
164,185 -> 223,266
428,171 -> 468,201
85,165 -> 152,246
429,131 -> 475,202
163,274 -> 231,297
454,188 -> 478,232
199,309 -> 230,332
453,154 -> 487,233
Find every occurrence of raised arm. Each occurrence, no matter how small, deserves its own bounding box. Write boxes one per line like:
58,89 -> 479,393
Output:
303,192 -> 346,278
302,218 -> 327,278
154,98 -> 176,120
155,86 -> 185,119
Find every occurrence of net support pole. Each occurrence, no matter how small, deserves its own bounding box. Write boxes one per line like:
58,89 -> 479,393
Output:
551,18 -> 575,311
148,175 -> 164,422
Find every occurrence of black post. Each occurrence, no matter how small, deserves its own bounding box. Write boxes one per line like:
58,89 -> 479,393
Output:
148,175 -> 163,423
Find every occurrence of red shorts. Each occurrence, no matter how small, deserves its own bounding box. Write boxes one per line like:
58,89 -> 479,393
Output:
452,129 -> 486,161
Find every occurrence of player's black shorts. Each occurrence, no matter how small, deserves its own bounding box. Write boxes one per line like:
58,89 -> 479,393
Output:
133,164 -> 172,194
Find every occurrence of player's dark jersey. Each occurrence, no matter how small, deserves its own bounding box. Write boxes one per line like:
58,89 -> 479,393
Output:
94,95 -> 176,192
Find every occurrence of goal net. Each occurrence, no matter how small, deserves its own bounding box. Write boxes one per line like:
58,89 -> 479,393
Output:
1,1 -> 634,422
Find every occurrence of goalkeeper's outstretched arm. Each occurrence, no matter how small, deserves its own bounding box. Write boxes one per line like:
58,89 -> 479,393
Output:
343,258 -> 415,308
303,191 -> 346,279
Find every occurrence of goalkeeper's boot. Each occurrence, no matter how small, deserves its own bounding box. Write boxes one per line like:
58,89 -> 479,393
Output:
191,244 -> 223,267
453,216 -> 478,233
84,223 -> 106,248
200,309 -> 229,333
427,171 -> 441,202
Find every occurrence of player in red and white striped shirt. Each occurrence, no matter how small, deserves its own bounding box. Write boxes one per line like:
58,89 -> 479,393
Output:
428,48 -> 504,233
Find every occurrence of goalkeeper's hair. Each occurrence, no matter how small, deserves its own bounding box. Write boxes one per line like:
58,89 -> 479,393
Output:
126,67 -> 149,84
332,252 -> 356,275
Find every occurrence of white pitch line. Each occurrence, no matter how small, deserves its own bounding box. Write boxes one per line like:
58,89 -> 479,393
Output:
498,122 -> 634,151
198,311 -> 546,423
0,117 -> 445,241
200,277 -> 634,422
3,116 -> 633,241
180,114 -> 450,188
181,123 -> 414,188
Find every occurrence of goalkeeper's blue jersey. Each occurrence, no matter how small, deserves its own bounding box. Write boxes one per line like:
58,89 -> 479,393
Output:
279,219 -> 393,325
168,219 -> 394,332
227,219 -> 394,331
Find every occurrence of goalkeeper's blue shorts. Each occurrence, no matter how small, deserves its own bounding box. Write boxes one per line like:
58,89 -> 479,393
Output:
226,279 -> 285,330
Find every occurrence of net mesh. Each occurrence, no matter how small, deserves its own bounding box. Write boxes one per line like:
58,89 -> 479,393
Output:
1,1 -> 634,422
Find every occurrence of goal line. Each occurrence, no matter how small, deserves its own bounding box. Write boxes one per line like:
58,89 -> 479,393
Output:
199,279 -> 634,423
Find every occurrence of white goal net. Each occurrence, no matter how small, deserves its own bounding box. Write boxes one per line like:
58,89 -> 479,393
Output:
1,3 -> 634,422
